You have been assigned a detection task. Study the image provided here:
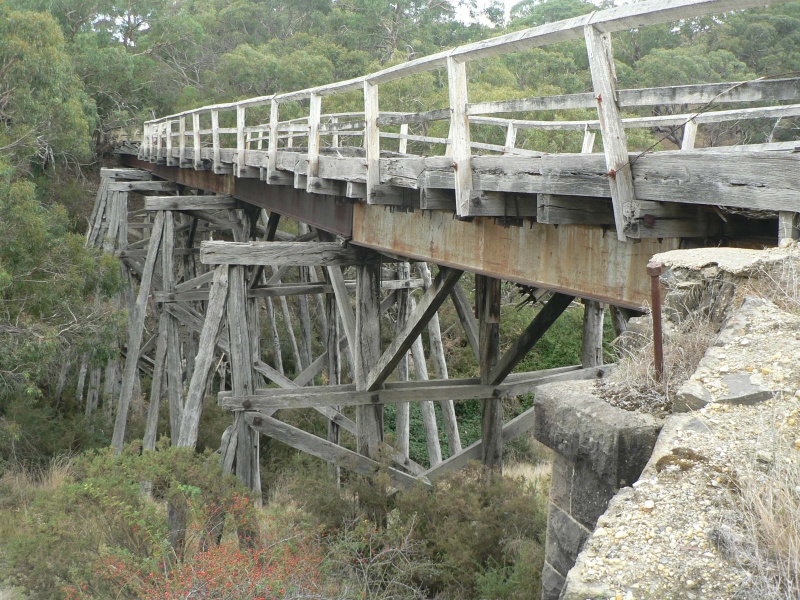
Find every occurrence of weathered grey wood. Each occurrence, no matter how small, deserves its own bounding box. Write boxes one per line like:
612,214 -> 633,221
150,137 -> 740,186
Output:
581,299 -> 605,367
143,312 -> 169,451
779,211 -> 799,242
176,266 -> 229,448
223,382 -> 507,411
145,196 -> 243,211
448,56 -> 472,216
420,187 -> 455,211
175,270 -> 216,293
395,264 -> 411,458
585,24 -> 636,241
364,81 -> 381,204
449,283 -> 480,362
201,241 -> 363,266
265,297 -> 284,375
108,181 -> 177,192
489,292 -> 575,385
417,263 -> 461,456
537,194 -> 614,226
326,291 -> 342,483
470,191 -> 537,217
326,266 -> 357,359
112,211 -> 165,453
365,268 -> 463,391
85,367 -> 101,417
277,281 -> 303,375
355,262 -> 384,457
101,168 -> 154,181
87,178 -> 109,246
165,311 -> 183,442
245,413 -> 425,489
406,294 -> 442,467
253,359 -> 296,389
468,77 -> 800,116
228,265 -> 260,495
156,282 -> 336,303
478,275 -> 502,470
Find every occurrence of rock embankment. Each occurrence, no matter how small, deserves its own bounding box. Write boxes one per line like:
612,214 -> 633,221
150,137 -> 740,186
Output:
562,293 -> 800,600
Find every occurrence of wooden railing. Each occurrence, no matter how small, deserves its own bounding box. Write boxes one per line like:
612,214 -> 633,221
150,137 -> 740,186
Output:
140,0 -> 798,240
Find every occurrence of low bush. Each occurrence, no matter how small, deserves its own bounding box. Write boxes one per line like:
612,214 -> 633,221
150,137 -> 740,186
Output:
1,443 -> 322,600
291,459 -> 549,599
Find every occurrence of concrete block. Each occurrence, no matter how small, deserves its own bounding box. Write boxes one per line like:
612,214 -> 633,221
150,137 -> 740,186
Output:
541,561 -> 566,600
534,381 -> 662,486
545,502 -> 590,577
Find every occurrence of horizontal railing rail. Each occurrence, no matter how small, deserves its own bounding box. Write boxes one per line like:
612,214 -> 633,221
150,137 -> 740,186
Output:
139,0 -> 798,239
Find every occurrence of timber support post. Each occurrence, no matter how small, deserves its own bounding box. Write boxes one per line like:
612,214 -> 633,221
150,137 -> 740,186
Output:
477,275 -> 502,471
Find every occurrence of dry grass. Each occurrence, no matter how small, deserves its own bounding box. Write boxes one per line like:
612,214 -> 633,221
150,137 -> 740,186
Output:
0,456 -> 72,511
747,247 -> 800,316
504,457 -> 552,487
596,312 -> 717,416
721,450 -> 800,599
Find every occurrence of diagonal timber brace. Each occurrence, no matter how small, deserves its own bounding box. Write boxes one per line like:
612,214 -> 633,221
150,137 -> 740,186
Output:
365,267 -> 463,391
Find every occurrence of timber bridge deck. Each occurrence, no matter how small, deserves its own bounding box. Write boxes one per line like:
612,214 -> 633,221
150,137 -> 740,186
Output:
95,0 -> 799,509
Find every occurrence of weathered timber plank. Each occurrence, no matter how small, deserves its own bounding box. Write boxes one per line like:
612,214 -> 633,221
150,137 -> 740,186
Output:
201,241 -> 363,266
537,194 -> 615,226
585,24 -> 637,240
450,283 -> 480,362
222,382 -> 504,411
468,191 -> 537,217
365,268 -> 463,391
154,282 -> 334,303
108,181 -> 177,192
467,77 -> 800,116
144,195 -> 243,211
355,262 -> 384,457
176,266 -> 229,448
244,413 -> 426,489
111,211 -> 165,453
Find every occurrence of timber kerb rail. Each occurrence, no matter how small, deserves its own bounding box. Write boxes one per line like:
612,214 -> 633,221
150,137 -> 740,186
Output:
140,0 -> 800,242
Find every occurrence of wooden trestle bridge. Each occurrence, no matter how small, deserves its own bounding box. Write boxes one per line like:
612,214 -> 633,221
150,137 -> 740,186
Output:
91,0 -> 800,497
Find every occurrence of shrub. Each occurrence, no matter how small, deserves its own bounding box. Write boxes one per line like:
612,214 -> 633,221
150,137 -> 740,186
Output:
291,460 -> 550,599
1,443 -> 324,600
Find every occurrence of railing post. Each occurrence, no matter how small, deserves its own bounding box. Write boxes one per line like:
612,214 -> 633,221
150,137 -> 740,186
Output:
447,56 -> 472,217
140,124 -> 149,160
503,122 -> 516,155
236,105 -> 246,177
211,109 -> 221,174
192,113 -> 201,170
178,116 -> 186,167
581,126 -> 596,153
585,24 -> 638,241
398,123 -> 409,154
331,116 -> 340,149
267,98 -> 280,181
165,120 -> 174,166
364,80 -> 380,204
307,93 -> 322,193
156,122 -> 165,163
681,119 -> 698,151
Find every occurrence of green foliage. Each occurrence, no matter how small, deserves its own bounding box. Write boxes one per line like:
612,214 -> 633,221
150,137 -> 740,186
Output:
393,464 -> 548,597
288,459 -> 548,599
1,443 -> 256,599
0,4 -> 95,168
0,162 -> 123,406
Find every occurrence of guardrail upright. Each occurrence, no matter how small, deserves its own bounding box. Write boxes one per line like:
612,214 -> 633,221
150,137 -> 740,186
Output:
447,56 -> 472,217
